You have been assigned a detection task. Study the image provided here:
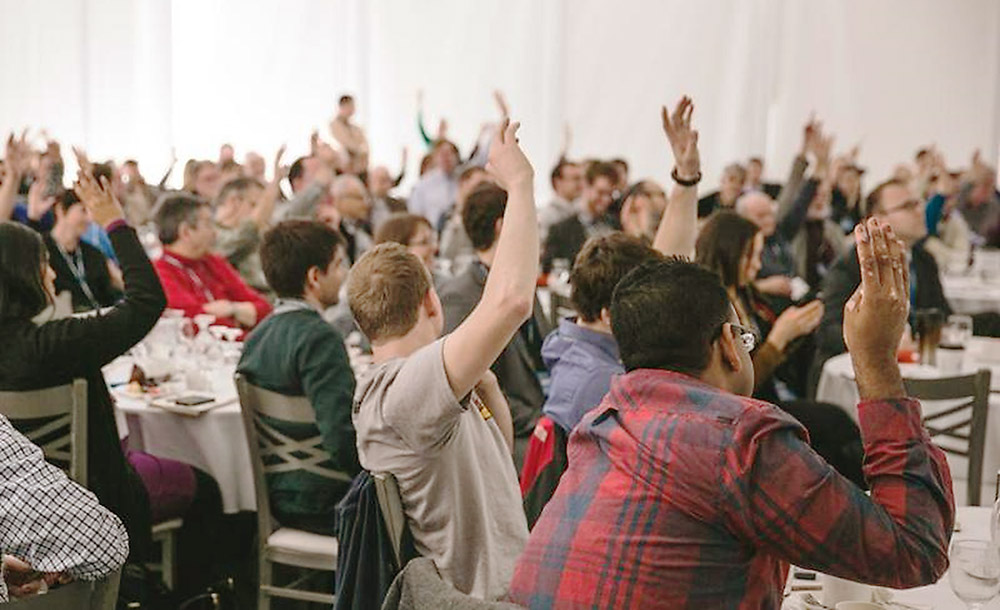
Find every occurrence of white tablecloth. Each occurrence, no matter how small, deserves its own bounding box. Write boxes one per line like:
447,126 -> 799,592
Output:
942,274 -> 1000,314
106,357 -> 254,514
816,337 -> 1000,505
785,506 -> 998,609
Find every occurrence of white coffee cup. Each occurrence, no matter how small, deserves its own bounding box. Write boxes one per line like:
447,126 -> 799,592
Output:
821,574 -> 871,606
937,344 -> 966,374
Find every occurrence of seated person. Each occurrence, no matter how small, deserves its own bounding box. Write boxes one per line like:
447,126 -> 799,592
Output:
374,213 -> 440,276
366,165 -> 407,230
508,222 -> 955,608
814,179 -> 950,387
238,220 -> 361,535
329,175 -> 374,265
524,96 -> 703,519
0,414 -> 128,601
347,121 -> 534,600
542,161 -> 618,272
439,183 -> 552,468
153,194 -> 271,329
44,190 -> 120,312
696,162 -> 744,218
438,166 -> 490,270
214,173 -> 279,293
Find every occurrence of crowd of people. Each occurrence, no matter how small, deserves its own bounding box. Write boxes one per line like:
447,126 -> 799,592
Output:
0,86 -> 998,608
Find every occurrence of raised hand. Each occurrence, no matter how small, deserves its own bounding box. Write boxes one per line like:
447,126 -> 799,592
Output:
73,170 -> 124,228
800,113 -> 819,156
486,119 -> 533,191
661,96 -> 700,180
769,299 -> 824,350
494,90 -> 510,119
26,180 -> 57,221
844,218 -> 909,399
272,144 -> 287,181
71,145 -> 91,172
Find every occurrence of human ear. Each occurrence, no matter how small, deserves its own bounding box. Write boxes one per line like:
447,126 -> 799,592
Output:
718,323 -> 744,373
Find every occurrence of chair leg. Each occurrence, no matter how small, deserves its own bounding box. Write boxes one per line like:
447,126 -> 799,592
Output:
162,531 -> 176,590
258,558 -> 271,610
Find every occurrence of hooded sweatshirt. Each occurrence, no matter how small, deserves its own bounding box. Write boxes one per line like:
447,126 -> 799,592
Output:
541,319 -> 623,434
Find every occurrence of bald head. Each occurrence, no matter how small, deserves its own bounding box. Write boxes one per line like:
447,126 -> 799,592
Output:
368,166 -> 393,198
332,174 -> 370,221
736,191 -> 777,237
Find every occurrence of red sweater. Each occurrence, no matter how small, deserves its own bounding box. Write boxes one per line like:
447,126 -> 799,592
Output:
153,250 -> 271,328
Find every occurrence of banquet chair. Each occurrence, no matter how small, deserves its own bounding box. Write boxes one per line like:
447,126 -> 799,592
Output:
0,379 -> 88,486
0,381 -> 181,590
8,569 -> 121,609
235,374 -> 345,609
905,369 -> 991,506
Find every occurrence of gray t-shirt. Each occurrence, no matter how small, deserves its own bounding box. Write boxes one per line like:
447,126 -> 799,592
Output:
353,338 -> 528,600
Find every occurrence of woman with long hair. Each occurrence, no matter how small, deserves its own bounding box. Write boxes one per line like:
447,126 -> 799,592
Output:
696,211 -> 864,487
0,173 -> 164,561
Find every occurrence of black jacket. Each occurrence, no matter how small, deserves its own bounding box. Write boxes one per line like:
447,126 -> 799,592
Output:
0,226 -> 166,559
812,240 -> 950,392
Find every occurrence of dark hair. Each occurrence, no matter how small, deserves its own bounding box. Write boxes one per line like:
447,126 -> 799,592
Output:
431,139 -> 460,158
550,159 -> 576,189
215,176 -> 259,207
339,95 -> 354,106
0,222 -> 50,319
289,157 -> 308,186
915,148 -> 931,161
610,158 -> 629,173
695,212 -> 759,289
865,178 -> 907,216
91,162 -> 114,184
156,194 -> 207,245
462,183 -> 507,251
55,189 -> 81,214
260,220 -> 345,298
611,258 -> 731,375
375,213 -> 433,246
748,157 -> 763,166
570,233 -> 660,322
585,161 -> 619,186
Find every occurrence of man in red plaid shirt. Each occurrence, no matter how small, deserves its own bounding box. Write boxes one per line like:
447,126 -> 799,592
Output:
507,218 -> 955,609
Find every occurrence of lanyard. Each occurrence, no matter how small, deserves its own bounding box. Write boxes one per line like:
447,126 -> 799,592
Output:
55,242 -> 99,310
162,253 -> 216,302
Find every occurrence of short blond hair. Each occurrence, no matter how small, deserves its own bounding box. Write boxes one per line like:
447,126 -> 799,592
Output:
347,243 -> 432,342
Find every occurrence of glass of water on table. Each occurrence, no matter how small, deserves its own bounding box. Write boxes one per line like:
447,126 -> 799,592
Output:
950,539 -> 1000,609
939,314 -> 974,373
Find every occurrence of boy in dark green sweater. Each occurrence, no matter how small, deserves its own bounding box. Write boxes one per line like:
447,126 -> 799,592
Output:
238,220 -> 360,535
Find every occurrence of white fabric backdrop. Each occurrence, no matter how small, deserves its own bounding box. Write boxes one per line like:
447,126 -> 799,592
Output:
2,0 -> 999,198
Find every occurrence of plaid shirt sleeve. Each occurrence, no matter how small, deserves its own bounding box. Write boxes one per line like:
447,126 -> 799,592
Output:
0,415 -> 129,601
725,397 -> 955,587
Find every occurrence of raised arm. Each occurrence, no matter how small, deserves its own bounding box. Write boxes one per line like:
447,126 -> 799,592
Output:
29,172 -> 166,373
442,120 -> 538,399
652,96 -> 700,258
251,144 -> 285,229
734,220 -> 953,587
1,133 -> 30,222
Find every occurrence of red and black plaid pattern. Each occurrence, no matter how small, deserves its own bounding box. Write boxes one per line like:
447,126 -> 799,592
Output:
507,369 -> 954,609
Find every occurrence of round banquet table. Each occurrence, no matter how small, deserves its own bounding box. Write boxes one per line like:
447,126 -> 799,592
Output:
105,356 -> 254,514
784,506 -> 999,609
816,337 -> 1000,506
942,274 -> 1000,315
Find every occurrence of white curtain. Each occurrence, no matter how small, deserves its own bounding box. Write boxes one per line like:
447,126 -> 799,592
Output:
2,0 -> 998,197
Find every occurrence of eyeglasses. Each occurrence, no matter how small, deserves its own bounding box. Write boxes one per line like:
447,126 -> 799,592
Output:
729,323 -> 760,351
882,199 -> 922,215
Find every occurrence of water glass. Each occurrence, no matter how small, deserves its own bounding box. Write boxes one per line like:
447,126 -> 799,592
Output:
949,539 -> 1000,609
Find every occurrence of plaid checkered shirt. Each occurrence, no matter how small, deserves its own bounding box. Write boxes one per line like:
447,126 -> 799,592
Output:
507,369 -> 955,609
0,414 -> 128,601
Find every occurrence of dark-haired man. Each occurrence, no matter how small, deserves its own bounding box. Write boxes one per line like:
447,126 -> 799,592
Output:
278,155 -> 333,222
153,195 -> 271,329
439,183 -> 552,467
508,220 -> 954,608
539,160 -> 583,241
237,220 -> 360,534
542,161 -> 618,271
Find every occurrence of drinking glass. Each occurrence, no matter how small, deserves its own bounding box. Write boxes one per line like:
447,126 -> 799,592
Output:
949,540 -> 1000,609
943,315 -> 974,348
